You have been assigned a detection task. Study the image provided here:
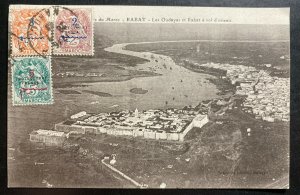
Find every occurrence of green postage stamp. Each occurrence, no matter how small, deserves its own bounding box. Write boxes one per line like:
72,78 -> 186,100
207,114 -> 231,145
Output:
11,57 -> 53,105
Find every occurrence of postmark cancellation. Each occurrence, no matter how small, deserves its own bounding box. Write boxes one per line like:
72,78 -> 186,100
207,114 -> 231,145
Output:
9,5 -> 94,56
10,7 -> 51,56
53,7 -> 94,55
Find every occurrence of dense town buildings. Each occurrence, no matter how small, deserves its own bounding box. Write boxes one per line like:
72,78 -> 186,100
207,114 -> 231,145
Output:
192,61 -> 290,122
30,59 -> 289,145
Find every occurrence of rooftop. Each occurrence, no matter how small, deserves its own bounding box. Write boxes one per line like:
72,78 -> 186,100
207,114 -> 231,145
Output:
31,129 -> 65,137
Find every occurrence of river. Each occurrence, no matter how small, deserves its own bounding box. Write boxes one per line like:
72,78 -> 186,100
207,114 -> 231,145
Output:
8,40 -> 220,187
8,40 -> 289,188
77,41 -> 219,112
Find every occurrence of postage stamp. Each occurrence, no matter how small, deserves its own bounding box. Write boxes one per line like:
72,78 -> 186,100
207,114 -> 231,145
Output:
11,57 -> 53,105
10,8 -> 51,56
53,7 -> 94,55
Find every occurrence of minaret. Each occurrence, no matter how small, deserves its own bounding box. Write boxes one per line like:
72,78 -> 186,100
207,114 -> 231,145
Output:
196,44 -> 200,53
64,105 -> 70,118
134,108 -> 139,118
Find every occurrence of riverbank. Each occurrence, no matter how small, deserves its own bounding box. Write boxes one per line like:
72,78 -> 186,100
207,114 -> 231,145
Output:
8,40 -> 289,188
53,70 -> 160,88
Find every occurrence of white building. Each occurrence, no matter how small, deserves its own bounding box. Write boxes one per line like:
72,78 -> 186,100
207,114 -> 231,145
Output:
71,111 -> 87,119
29,129 -> 66,146
193,114 -> 209,128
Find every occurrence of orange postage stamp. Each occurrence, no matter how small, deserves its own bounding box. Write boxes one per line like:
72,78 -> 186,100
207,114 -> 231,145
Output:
10,8 -> 51,56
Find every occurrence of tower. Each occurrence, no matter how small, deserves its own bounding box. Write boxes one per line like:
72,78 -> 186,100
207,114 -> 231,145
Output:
64,105 -> 70,118
134,108 -> 139,118
196,44 -> 200,53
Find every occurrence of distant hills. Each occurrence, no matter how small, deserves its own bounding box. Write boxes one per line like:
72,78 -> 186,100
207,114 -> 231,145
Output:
95,23 -> 289,43
95,34 -> 115,49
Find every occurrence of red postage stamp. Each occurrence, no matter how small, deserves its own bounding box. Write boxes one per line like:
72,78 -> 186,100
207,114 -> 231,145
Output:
10,8 -> 51,56
53,7 -> 94,55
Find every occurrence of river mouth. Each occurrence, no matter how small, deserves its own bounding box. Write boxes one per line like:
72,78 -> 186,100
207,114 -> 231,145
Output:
78,41 -> 219,112
7,40 -> 289,188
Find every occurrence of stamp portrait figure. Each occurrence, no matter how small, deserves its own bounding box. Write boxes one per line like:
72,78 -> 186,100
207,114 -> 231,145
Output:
53,8 -> 93,55
10,8 -> 51,56
12,57 -> 53,105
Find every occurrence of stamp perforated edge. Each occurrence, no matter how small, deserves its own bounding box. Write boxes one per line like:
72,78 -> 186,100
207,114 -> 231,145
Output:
9,5 -> 52,57
11,56 -> 54,106
9,5 -> 95,57
52,6 -> 94,56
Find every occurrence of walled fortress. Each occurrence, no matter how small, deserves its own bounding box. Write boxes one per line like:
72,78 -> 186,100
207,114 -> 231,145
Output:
54,110 -> 209,142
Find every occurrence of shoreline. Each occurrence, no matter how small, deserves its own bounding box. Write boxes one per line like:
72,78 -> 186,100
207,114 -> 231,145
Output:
120,41 -> 289,123
8,40 -> 289,188
116,41 -> 235,97
53,72 -> 161,88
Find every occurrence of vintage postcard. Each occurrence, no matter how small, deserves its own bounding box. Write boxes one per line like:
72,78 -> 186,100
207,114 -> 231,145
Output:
8,5 -> 290,189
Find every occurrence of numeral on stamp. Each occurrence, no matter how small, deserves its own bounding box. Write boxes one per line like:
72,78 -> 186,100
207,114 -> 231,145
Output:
10,8 -> 51,56
53,7 -> 94,55
11,57 -> 53,105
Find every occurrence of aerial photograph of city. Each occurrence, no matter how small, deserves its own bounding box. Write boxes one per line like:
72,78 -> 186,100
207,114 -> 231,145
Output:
8,7 -> 290,189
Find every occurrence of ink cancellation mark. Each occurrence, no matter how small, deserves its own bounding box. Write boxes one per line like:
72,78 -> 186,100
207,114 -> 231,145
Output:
53,7 -> 94,55
11,57 -> 53,105
10,8 -> 51,56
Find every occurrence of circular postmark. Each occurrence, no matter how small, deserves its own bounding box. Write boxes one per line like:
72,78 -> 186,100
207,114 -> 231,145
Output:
10,7 -> 51,57
27,6 -> 82,57
10,5 -> 85,57
52,6 -> 81,49
52,6 -> 93,55
26,7 -> 51,57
